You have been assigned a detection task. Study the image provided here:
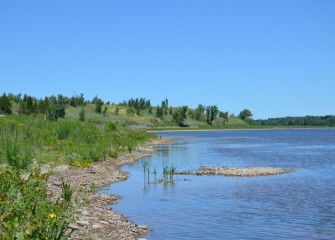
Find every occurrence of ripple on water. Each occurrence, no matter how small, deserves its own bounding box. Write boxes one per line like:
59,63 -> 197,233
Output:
101,129 -> 335,240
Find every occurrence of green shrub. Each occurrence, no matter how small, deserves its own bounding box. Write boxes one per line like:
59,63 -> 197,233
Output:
54,122 -> 75,140
0,168 -> 74,239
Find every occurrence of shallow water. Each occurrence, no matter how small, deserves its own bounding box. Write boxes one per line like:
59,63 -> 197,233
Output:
100,129 -> 335,239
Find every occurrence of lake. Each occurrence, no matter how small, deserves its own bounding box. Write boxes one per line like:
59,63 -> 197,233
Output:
100,129 -> 335,239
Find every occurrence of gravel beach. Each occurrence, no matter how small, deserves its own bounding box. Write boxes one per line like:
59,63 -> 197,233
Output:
45,138 -> 171,240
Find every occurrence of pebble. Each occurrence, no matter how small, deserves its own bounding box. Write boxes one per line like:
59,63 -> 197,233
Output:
99,221 -> 109,225
77,221 -> 90,226
92,224 -> 102,229
52,181 -> 62,186
68,224 -> 79,230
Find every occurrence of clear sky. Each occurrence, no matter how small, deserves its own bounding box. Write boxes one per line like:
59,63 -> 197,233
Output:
1,0 -> 334,119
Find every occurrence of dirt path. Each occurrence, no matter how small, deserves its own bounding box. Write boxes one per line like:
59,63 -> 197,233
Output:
45,138 -> 171,240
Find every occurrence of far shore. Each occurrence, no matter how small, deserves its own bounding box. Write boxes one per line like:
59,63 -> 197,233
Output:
147,126 -> 335,133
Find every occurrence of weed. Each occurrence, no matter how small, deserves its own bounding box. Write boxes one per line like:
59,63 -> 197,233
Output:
61,179 -> 73,203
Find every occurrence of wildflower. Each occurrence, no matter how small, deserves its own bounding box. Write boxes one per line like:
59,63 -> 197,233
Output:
48,213 -> 57,219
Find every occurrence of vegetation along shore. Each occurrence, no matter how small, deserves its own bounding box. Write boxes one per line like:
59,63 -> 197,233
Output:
0,91 -> 333,239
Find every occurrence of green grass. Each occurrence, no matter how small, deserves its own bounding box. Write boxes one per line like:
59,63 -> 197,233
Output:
0,114 -> 157,239
0,167 -> 74,239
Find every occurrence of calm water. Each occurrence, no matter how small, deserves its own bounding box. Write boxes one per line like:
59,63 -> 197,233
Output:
100,129 -> 335,239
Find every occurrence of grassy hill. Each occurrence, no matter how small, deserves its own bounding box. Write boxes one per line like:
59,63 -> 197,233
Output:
64,104 -> 249,129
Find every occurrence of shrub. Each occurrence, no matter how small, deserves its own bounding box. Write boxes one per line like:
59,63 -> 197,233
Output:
79,107 -> 85,121
0,168 -> 74,239
54,122 -> 75,140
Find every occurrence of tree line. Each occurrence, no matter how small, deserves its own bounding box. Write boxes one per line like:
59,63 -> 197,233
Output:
253,115 -> 335,127
1,92 -> 255,127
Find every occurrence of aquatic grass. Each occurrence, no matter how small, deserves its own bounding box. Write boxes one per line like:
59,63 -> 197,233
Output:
60,179 -> 73,203
142,161 -> 151,183
162,165 -> 169,182
142,161 -> 149,174
153,165 -> 157,181
169,165 -> 177,182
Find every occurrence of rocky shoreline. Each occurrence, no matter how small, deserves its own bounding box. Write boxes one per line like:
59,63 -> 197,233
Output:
175,166 -> 294,177
45,138 -> 171,240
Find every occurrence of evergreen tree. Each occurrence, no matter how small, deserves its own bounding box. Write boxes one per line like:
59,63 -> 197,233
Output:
47,95 -> 66,121
0,93 -> 12,114
156,106 -> 163,119
79,107 -> 85,121
94,97 -> 104,113
148,107 -> 153,115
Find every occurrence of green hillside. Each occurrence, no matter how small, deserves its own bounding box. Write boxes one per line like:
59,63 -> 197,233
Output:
64,104 -> 249,129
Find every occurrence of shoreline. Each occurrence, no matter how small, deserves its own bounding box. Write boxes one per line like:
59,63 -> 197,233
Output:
46,138 -> 171,240
148,127 -> 335,133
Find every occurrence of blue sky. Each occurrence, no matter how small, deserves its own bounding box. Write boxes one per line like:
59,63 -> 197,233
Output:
1,0 -> 334,119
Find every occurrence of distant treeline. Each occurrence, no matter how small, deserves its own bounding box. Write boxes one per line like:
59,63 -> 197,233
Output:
1,92 -> 246,126
253,116 -> 335,127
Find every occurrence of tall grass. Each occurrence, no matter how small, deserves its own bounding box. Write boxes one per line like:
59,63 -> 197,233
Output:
0,115 -> 157,239
0,167 -> 74,239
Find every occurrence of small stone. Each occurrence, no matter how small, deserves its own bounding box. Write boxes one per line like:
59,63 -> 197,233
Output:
138,225 -> 147,230
81,210 -> 89,216
77,220 -> 90,226
52,181 -> 62,186
68,224 -> 79,230
99,221 -> 109,225
92,224 -> 102,229
54,165 -> 69,172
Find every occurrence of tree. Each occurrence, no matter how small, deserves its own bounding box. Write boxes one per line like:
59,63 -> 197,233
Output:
219,111 -> 229,124
155,106 -> 163,119
238,109 -> 253,120
0,93 -> 12,114
173,106 -> 188,127
148,107 -> 152,115
47,95 -> 66,121
79,107 -> 85,121
94,97 -> 104,113
206,105 -> 219,125
37,97 -> 49,115
195,104 -> 205,121
25,96 -> 34,114
57,95 -> 66,118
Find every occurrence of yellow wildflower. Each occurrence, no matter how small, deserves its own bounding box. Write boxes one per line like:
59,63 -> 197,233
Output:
48,213 -> 57,219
